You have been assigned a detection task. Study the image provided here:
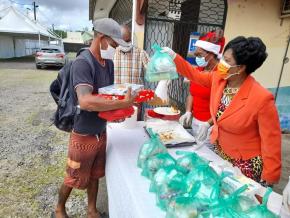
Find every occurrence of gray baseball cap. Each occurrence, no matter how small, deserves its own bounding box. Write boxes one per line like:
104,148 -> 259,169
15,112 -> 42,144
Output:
93,18 -> 129,47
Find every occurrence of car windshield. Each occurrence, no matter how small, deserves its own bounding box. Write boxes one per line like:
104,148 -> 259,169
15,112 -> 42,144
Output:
41,48 -> 61,53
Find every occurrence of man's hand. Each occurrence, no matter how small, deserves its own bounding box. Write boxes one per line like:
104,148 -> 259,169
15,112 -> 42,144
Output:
124,87 -> 135,107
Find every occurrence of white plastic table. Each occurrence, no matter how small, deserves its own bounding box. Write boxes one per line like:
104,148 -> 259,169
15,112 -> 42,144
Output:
105,122 -> 285,218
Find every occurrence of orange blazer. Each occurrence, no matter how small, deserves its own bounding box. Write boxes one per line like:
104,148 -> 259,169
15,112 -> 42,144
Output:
174,54 -> 281,183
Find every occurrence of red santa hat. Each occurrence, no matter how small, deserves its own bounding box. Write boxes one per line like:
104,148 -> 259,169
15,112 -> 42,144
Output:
194,40 -> 221,56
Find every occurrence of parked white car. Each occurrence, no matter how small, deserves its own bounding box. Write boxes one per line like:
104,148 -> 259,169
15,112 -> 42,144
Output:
35,46 -> 66,69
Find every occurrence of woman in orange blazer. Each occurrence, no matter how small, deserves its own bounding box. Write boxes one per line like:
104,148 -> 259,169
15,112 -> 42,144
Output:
162,36 -> 281,186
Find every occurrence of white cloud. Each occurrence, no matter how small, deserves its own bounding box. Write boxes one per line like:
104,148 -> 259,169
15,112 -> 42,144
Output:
0,0 -> 92,31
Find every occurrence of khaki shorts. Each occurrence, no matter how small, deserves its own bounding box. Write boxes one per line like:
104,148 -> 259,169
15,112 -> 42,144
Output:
64,131 -> 106,189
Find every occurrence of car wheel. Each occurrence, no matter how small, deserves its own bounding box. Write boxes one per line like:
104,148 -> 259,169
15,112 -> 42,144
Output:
36,65 -> 41,69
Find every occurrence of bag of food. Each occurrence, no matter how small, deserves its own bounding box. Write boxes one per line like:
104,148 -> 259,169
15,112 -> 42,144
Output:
224,185 -> 257,213
197,206 -> 243,218
185,164 -> 220,201
198,185 -> 256,218
176,151 -> 209,173
142,153 -> 176,179
150,165 -> 187,193
243,188 -> 279,218
156,167 -> 187,211
166,194 -> 199,218
166,182 -> 206,218
137,129 -> 167,168
145,44 -> 178,82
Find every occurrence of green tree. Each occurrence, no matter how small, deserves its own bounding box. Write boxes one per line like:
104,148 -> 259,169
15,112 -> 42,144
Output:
53,30 -> 67,39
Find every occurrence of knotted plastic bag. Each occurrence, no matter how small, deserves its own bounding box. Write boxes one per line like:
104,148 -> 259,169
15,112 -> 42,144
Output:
142,153 -> 176,179
145,44 -> 178,82
243,188 -> 279,218
156,166 -> 187,211
223,185 -> 257,213
176,151 -> 209,173
150,165 -> 187,193
166,193 -> 199,218
137,128 -> 167,168
185,164 -> 220,200
198,185 -> 259,218
166,182 -> 206,218
197,206 -> 243,218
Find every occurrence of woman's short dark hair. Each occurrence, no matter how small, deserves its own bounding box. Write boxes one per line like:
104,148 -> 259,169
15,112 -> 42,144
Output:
224,36 -> 268,74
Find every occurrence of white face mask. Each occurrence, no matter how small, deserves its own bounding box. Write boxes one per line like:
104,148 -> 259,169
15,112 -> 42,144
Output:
119,43 -> 133,53
100,40 -> 116,60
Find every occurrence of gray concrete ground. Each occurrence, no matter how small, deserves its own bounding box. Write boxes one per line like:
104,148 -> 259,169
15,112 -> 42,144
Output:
0,60 -> 289,217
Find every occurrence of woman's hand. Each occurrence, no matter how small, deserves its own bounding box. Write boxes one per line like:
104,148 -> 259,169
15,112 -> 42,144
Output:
179,112 -> 192,126
160,47 -> 176,59
196,122 -> 211,142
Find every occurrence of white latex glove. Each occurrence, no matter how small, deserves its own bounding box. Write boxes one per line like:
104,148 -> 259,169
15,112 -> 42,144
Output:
283,176 -> 290,214
160,47 -> 176,59
179,112 -> 192,126
196,122 -> 210,143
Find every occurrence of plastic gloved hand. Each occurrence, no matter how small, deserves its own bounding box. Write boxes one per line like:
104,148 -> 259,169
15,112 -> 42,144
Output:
179,112 -> 192,126
160,47 -> 177,60
196,122 -> 210,143
283,176 -> 290,214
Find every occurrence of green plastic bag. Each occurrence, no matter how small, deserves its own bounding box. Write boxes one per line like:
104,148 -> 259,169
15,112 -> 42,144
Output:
137,129 -> 167,168
176,151 -> 209,173
141,153 -> 176,179
156,167 -> 187,211
166,182 -> 206,218
242,188 -> 279,218
166,194 -> 199,218
222,185 -> 257,213
186,165 -> 220,199
197,206 -> 243,218
197,185 -> 261,218
150,165 -> 187,193
145,44 -> 178,82
149,165 -> 187,210
198,185 -> 251,218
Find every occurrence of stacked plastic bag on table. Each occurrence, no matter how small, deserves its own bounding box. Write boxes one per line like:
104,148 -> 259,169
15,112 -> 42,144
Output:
137,128 -> 167,168
137,135 -> 279,218
142,153 -> 176,179
145,44 -> 178,82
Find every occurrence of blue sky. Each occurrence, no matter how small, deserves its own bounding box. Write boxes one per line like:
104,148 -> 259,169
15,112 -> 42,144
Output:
0,0 -> 93,31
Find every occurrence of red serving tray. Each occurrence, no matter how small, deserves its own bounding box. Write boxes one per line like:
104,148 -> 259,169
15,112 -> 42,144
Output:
147,109 -> 180,121
95,90 -> 154,121
98,106 -> 134,122
97,89 -> 154,103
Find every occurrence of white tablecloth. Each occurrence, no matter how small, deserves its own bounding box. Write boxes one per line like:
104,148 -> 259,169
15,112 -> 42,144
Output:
106,122 -> 285,218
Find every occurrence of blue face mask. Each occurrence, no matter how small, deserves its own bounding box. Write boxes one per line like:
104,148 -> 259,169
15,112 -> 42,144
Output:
195,56 -> 208,67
